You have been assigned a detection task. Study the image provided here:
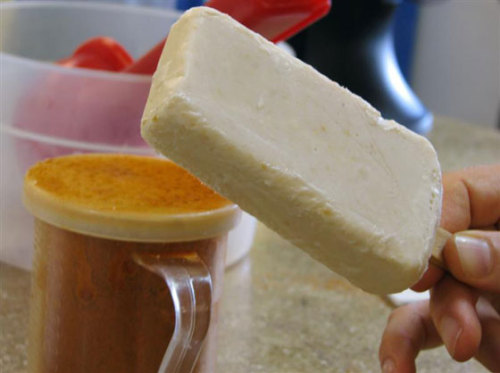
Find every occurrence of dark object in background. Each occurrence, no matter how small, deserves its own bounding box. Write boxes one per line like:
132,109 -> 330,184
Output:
289,0 -> 433,134
392,1 -> 419,81
176,0 -> 204,10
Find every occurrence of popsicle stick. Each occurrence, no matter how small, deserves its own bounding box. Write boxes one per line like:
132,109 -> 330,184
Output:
429,227 -> 452,270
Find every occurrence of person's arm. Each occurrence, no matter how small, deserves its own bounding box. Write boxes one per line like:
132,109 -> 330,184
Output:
378,164 -> 500,373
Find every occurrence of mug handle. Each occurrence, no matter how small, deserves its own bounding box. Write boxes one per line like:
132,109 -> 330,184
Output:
134,251 -> 212,373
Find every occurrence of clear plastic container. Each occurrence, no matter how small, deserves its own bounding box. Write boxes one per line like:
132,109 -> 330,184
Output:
0,1 -> 256,270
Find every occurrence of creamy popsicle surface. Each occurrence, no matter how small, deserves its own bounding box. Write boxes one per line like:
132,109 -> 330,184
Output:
141,7 -> 442,294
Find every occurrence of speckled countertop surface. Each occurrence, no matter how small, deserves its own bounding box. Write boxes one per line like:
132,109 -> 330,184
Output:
1,117 -> 499,372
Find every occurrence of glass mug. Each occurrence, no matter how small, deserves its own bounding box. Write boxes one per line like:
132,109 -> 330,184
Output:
23,154 -> 240,373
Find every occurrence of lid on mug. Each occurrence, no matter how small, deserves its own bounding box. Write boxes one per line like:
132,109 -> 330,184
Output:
23,154 -> 240,242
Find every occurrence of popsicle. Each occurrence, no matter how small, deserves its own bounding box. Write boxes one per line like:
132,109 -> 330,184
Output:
141,7 -> 446,294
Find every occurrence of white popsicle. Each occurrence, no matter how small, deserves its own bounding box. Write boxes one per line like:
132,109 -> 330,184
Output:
141,7 -> 443,294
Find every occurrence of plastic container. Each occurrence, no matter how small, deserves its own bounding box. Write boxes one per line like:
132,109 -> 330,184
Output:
0,1 -> 256,270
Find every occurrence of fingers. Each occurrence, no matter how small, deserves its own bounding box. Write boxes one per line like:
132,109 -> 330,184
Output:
414,165 -> 500,291
444,231 -> 500,293
475,297 -> 500,372
430,276 -> 481,361
380,166 -> 500,370
379,293 -> 499,372
379,301 -> 442,373
411,264 -> 444,292
441,165 -> 500,232
379,286 -> 498,371
382,166 -> 500,370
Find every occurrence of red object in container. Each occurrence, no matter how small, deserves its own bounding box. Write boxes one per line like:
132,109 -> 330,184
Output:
57,37 -> 133,71
212,0 -> 331,43
124,0 -> 331,74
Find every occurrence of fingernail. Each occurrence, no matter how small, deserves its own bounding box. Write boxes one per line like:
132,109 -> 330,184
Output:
439,316 -> 461,356
381,358 -> 395,373
454,234 -> 493,278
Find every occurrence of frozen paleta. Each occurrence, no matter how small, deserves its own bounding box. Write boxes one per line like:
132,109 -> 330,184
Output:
141,7 -> 442,294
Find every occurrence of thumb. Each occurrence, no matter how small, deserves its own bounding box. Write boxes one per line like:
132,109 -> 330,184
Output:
444,231 -> 500,293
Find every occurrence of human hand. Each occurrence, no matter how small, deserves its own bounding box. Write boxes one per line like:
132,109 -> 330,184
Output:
379,165 -> 500,372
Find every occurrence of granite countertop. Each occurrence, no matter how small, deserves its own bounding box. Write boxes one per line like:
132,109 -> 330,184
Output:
1,117 -> 499,373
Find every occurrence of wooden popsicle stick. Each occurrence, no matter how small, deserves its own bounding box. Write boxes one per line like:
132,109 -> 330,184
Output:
429,227 -> 453,270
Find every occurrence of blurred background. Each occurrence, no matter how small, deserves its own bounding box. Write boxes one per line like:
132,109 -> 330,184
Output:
10,0 -> 500,130
291,0 -> 500,132
409,0 -> 499,130
286,0 -> 499,131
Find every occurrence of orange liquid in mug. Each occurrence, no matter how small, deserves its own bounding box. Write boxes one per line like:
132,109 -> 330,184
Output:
26,155 -> 233,373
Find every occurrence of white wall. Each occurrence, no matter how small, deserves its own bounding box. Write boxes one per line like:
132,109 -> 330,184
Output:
411,0 -> 499,128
